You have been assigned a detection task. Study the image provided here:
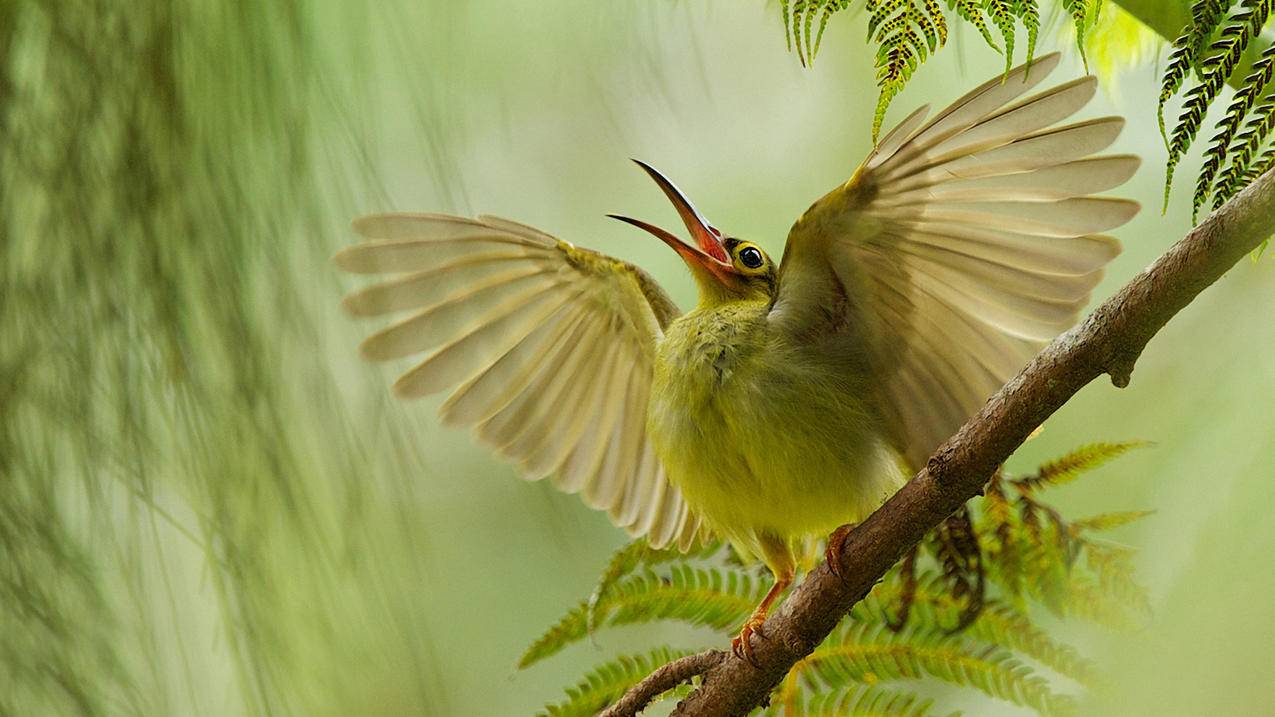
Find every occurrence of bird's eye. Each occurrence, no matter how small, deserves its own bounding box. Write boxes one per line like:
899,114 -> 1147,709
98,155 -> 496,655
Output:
738,246 -> 765,269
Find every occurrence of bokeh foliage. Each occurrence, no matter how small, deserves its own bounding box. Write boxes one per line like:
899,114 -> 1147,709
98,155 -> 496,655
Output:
0,1 -> 443,713
528,445 -> 1152,717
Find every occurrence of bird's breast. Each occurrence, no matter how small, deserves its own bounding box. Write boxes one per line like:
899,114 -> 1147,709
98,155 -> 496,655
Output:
647,301 -> 901,543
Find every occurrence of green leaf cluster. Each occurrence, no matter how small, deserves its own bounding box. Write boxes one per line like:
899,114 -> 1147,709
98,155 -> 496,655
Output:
523,443 -> 1152,715
780,1 -> 1101,139
1159,0 -> 1275,225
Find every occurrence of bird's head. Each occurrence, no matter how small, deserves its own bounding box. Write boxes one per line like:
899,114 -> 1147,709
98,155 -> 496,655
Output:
609,160 -> 775,306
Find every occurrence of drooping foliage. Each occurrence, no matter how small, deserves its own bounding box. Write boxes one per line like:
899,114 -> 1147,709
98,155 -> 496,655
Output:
782,0 -> 1102,139
780,0 -> 1275,234
524,444 -> 1152,716
1159,0 -> 1275,221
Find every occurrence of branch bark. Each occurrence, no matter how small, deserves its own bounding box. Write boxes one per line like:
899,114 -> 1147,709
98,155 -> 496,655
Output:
600,166 -> 1275,716
598,651 -> 724,717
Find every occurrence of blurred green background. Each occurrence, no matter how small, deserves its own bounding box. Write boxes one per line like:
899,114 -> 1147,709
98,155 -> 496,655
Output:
1,1 -> 1272,715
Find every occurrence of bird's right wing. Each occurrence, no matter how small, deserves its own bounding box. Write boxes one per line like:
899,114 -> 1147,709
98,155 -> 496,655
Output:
335,213 -> 703,550
769,53 -> 1140,470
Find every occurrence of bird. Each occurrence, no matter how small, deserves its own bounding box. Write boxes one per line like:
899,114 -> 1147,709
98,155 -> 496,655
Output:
333,53 -> 1139,663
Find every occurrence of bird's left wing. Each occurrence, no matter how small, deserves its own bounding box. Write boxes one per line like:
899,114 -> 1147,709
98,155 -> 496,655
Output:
768,54 -> 1140,470
335,213 -> 703,550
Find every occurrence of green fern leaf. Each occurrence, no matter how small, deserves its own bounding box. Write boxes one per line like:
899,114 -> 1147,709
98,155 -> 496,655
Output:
803,622 -> 1075,715
520,558 -> 753,668
802,684 -> 951,716
813,1 -> 853,60
1081,541 -> 1152,616
1061,0 -> 1090,68
1013,441 -> 1148,493
588,540 -> 724,627
782,0 -> 794,51
521,601 -> 590,669
523,564 -> 763,667
1210,43 -> 1275,206
793,0 -> 812,64
925,0 -> 949,46
951,0 -> 1001,52
1159,0 -> 1238,143
539,647 -> 696,717
872,21 -> 924,139
870,0 -> 910,41
1165,0 -> 1271,213
983,0 -> 1018,74
1014,0 -> 1040,70
1195,37 -> 1275,217
1069,510 -> 1155,533
860,576 -> 1095,683
1243,141 -> 1275,182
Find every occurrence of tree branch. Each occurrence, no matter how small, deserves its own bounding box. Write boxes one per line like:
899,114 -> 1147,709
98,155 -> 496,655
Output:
601,167 -> 1275,716
599,650 -> 724,717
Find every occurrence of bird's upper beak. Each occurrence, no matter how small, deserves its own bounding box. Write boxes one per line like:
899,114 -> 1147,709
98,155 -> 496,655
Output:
609,160 -> 742,289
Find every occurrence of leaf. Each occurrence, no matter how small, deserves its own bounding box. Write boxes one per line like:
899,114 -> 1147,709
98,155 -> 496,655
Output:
801,622 -> 1076,715
951,0 -> 1000,52
1069,510 -> 1155,533
984,0 -> 1018,74
800,684 -> 952,716
1158,0 -> 1237,143
539,647 -> 696,717
519,563 -> 762,667
1163,0 -> 1271,214
1013,441 -> 1148,493
859,576 -> 1096,683
1061,0 -> 1091,68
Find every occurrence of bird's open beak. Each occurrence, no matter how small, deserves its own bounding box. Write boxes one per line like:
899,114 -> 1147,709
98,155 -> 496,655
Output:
609,160 -> 742,288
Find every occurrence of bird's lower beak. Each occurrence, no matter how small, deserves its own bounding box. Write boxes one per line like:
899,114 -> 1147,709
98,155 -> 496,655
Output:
609,160 -> 742,288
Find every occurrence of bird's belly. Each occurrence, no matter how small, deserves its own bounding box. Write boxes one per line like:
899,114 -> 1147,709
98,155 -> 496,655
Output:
648,352 -> 903,547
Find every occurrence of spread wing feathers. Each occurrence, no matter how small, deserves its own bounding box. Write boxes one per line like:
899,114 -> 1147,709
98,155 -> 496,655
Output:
335,213 -> 702,550
775,53 -> 1140,470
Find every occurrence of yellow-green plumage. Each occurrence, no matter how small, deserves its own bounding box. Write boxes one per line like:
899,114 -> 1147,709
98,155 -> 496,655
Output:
649,297 -> 902,572
335,53 -> 1141,655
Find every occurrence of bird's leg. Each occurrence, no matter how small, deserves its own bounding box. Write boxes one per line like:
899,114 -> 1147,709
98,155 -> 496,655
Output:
731,571 -> 793,666
824,522 -> 858,580
732,536 -> 795,666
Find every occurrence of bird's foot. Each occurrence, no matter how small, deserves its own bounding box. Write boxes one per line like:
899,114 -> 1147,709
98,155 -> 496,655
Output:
824,522 -> 858,580
731,613 -> 768,667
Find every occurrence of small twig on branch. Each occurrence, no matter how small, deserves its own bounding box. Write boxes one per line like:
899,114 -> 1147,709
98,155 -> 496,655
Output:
602,168 -> 1275,716
599,650 -> 724,717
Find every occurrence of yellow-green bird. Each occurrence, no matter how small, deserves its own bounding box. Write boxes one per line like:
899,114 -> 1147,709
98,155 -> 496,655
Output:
335,54 -> 1139,661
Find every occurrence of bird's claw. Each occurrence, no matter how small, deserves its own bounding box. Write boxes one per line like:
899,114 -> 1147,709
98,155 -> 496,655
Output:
731,615 -> 767,667
825,522 -> 857,581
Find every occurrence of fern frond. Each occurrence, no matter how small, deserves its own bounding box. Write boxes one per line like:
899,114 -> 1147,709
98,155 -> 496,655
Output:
1014,0 -> 1040,70
802,622 -> 1075,715
1197,39 -> 1275,215
782,0 -> 794,51
813,1 -> 854,60
1081,541 -> 1152,616
521,600 -> 590,669
520,561 -> 756,668
951,0 -> 1000,52
860,577 -> 1095,683
1013,441 -> 1147,493
801,684 -> 949,716
931,508 -> 985,631
1159,0 -> 1238,142
872,20 -> 925,139
1069,510 -> 1155,533
1061,0 -> 1091,68
588,540 -> 724,627
1164,0 -> 1271,213
983,0 -> 1018,74
539,647 -> 696,717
